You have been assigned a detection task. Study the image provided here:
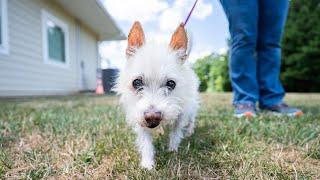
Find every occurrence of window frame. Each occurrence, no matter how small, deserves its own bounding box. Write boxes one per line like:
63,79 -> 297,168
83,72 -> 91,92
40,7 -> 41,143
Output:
42,10 -> 69,68
0,0 -> 9,55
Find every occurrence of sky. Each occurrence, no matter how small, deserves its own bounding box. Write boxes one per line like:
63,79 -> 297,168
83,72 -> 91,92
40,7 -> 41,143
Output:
99,0 -> 229,69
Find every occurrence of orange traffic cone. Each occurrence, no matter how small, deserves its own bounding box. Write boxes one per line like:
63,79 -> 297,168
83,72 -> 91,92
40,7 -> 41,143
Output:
96,79 -> 104,95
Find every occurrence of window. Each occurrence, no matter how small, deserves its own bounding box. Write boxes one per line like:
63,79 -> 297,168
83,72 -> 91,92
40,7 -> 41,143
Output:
0,0 -> 8,54
42,10 -> 69,67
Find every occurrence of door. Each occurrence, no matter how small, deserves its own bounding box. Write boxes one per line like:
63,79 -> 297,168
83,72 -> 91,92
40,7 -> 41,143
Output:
75,21 -> 86,91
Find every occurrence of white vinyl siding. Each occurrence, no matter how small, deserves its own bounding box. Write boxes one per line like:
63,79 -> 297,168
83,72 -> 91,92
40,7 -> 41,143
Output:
42,10 -> 69,68
0,0 -> 8,54
0,0 -> 99,96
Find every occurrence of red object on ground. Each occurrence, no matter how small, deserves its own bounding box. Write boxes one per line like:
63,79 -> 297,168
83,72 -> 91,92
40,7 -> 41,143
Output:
96,79 -> 105,94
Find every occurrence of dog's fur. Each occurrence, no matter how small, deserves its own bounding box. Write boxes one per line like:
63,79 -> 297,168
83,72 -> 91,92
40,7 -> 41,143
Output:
115,22 -> 199,170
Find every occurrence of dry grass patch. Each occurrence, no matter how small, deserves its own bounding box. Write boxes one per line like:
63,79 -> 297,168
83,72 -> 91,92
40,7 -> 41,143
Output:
0,93 -> 319,179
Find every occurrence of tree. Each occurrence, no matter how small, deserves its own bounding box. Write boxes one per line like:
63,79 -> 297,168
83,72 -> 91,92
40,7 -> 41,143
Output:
193,54 -> 212,92
281,0 -> 320,92
193,53 -> 231,92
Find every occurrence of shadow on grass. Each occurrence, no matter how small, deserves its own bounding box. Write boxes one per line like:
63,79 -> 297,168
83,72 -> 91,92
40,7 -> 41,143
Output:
138,121 -> 239,178
135,104 -> 320,178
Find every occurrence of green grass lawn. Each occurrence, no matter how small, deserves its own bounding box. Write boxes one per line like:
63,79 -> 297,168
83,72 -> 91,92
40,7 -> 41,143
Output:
0,93 -> 319,179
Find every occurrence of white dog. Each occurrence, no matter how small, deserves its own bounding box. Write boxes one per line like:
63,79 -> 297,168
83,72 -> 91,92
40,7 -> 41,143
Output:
115,21 -> 199,170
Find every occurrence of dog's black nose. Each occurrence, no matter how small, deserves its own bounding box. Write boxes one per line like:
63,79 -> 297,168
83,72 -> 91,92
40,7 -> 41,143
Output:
144,111 -> 162,128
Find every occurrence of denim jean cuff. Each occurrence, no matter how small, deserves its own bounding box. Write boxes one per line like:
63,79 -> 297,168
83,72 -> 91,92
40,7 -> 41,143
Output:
233,101 -> 256,107
259,100 -> 283,109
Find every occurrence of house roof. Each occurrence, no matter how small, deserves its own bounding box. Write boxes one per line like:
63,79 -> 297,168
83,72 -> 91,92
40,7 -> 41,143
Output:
53,0 -> 126,41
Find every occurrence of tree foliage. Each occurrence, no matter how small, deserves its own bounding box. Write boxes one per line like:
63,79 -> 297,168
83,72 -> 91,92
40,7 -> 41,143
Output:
281,0 -> 320,92
193,53 -> 231,92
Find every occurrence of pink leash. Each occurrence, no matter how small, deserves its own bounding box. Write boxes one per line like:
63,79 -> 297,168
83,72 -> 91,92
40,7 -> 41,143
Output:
183,0 -> 199,26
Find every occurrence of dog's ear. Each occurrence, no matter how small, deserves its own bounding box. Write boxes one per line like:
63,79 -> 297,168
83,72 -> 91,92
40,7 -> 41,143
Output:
169,23 -> 188,61
126,21 -> 145,58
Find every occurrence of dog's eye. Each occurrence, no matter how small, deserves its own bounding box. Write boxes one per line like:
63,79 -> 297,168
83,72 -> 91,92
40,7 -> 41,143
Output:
166,80 -> 176,90
132,79 -> 143,90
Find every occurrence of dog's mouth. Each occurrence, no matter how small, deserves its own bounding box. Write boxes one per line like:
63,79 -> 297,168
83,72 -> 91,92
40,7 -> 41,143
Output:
146,119 -> 160,128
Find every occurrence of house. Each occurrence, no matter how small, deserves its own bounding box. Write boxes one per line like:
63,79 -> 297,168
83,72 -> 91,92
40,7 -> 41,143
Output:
0,0 -> 125,96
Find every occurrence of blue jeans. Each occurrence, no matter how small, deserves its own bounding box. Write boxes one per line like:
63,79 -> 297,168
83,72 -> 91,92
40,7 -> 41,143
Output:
220,0 -> 289,108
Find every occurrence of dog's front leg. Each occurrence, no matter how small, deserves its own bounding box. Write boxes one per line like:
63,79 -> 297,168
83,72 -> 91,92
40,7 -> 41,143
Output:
134,126 -> 155,170
168,114 -> 186,152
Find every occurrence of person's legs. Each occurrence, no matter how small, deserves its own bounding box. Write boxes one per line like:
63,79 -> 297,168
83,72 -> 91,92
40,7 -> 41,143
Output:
257,0 -> 288,108
220,0 -> 259,114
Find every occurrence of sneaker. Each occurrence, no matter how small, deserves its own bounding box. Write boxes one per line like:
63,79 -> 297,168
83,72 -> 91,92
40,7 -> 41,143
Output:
261,103 -> 303,117
234,104 -> 257,118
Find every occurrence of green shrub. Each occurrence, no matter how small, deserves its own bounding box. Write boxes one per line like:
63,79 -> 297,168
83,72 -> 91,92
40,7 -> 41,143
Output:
193,53 -> 231,92
281,0 -> 320,92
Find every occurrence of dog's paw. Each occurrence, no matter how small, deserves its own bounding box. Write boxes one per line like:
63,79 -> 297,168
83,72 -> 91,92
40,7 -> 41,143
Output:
168,145 -> 178,152
168,138 -> 180,152
140,159 -> 154,170
185,128 -> 194,137
185,121 -> 195,137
